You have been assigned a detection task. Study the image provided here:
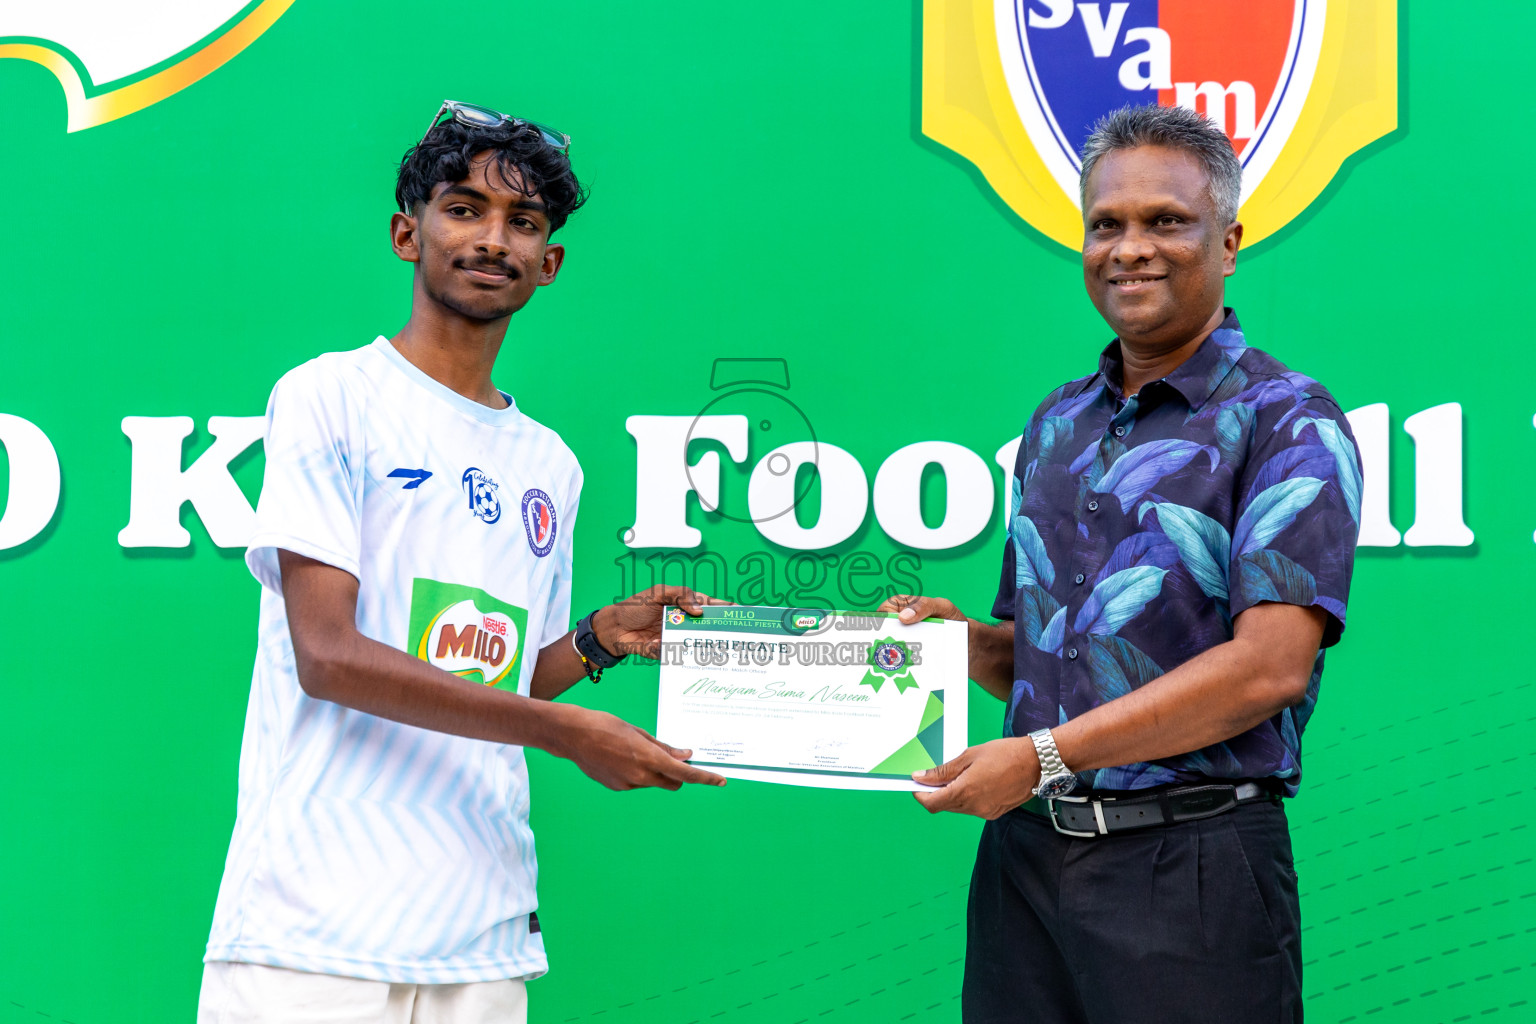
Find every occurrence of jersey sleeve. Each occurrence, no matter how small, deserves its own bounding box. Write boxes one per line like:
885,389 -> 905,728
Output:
539,461 -> 582,648
245,363 -> 365,593
1228,393 -> 1362,647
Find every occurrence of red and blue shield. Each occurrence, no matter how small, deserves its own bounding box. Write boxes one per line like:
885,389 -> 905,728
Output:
923,0 -> 1397,247
1011,0 -> 1310,193
521,488 -> 558,557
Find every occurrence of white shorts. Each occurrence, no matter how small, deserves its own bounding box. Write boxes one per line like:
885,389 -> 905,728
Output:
197,962 -> 528,1024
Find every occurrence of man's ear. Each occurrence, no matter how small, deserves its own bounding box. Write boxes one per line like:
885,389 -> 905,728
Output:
390,211 -> 420,263
1223,220 -> 1243,277
537,242 -> 566,286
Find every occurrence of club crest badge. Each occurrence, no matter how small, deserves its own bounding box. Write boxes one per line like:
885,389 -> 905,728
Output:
921,0 -> 1397,247
666,608 -> 687,626
461,467 -> 502,524
521,488 -> 557,557
1,0 -> 295,133
861,637 -> 920,695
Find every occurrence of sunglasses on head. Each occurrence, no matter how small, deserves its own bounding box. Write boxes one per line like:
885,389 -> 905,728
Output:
418,100 -> 572,154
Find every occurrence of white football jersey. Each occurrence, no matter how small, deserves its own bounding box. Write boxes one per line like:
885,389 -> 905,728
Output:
205,337 -> 581,984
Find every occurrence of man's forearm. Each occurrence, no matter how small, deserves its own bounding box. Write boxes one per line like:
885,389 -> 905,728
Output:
968,619 -> 1015,701
1050,616 -> 1316,775
910,603 -> 1325,818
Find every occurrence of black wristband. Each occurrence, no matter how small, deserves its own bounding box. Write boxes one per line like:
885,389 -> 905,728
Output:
574,609 -> 624,678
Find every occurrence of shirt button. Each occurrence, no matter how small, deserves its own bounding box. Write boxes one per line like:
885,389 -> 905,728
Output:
1114,426 -> 1126,437
1074,573 -> 1085,585
1067,648 -> 1079,660
1087,500 -> 1099,512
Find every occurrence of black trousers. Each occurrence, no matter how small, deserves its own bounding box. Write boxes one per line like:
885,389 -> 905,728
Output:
963,800 -> 1302,1024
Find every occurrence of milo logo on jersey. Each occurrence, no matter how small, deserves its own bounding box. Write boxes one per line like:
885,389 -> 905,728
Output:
408,579 -> 530,690
921,0 -> 1397,247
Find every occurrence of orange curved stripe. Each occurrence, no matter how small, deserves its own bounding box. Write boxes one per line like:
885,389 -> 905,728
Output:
0,0 -> 294,132
0,43 -> 86,118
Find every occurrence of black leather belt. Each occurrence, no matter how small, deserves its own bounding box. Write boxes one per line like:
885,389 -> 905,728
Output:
1021,781 -> 1276,838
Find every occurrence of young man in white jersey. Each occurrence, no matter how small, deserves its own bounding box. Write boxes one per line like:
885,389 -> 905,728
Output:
198,101 -> 725,1024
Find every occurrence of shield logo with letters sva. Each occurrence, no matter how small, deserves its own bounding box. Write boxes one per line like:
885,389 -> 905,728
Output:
922,0 -> 1397,247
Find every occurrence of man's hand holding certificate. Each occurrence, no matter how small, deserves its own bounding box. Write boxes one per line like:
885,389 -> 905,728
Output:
657,605 -> 968,791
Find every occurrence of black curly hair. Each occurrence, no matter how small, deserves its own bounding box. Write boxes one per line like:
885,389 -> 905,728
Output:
395,116 -> 588,234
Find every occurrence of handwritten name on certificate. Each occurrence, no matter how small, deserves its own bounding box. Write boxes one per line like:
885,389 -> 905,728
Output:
657,606 -> 969,791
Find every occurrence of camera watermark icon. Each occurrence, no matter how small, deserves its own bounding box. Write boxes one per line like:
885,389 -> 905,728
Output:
616,356 -> 931,617
687,357 -> 815,526
618,356 -> 817,547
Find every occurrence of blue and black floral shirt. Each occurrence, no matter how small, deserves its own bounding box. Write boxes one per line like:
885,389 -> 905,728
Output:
993,311 -> 1361,795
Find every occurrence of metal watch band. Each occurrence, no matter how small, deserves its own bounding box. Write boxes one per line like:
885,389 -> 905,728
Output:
574,610 -> 624,670
1029,728 -> 1069,777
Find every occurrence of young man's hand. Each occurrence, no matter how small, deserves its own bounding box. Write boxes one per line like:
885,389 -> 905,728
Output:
530,585 -> 731,701
546,703 -> 726,790
593,584 -> 725,660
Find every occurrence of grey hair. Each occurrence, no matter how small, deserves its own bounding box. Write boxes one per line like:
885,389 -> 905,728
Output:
1079,104 -> 1242,226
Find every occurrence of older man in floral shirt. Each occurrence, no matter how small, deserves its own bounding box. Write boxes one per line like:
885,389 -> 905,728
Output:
884,105 -> 1361,1023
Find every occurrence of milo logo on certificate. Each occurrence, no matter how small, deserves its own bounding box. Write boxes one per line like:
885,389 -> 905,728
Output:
408,579 -> 530,690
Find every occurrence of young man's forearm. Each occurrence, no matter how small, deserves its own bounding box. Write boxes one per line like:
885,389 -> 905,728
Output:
527,605 -> 622,701
295,629 -> 586,755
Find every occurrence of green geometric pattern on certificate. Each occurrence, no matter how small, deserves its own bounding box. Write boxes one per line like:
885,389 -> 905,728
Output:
916,689 -> 945,763
868,690 -> 945,775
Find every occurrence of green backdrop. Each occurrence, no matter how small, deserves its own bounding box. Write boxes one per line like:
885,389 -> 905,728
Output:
3,2 -> 1534,1022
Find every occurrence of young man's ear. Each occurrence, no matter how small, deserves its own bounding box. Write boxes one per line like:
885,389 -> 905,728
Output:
390,211 -> 420,264
538,243 -> 565,286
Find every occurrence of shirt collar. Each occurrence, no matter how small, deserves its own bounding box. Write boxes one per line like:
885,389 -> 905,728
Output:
1078,309 -> 1247,411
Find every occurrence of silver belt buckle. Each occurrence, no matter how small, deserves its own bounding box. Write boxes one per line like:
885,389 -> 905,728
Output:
1047,794 -> 1101,838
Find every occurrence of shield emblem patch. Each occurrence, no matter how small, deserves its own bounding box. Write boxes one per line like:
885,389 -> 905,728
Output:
924,0 -> 1397,247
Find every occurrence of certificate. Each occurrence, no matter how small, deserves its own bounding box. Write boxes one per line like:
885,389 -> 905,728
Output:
657,605 -> 968,791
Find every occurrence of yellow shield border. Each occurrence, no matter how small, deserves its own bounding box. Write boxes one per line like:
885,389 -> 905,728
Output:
0,0 -> 294,133
922,0 -> 1397,248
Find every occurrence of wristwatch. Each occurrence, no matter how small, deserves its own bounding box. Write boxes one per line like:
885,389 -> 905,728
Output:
1028,728 -> 1078,799
573,609 -> 624,683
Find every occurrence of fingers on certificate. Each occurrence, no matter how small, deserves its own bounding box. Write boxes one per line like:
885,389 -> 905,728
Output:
640,585 -> 730,616
620,584 -> 730,617
607,586 -> 731,659
912,749 -> 975,812
912,739 -> 1038,819
640,731 -> 729,789
877,593 -> 966,625
559,706 -> 727,791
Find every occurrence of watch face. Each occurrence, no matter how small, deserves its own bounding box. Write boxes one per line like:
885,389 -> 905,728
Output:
1037,773 -> 1078,799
